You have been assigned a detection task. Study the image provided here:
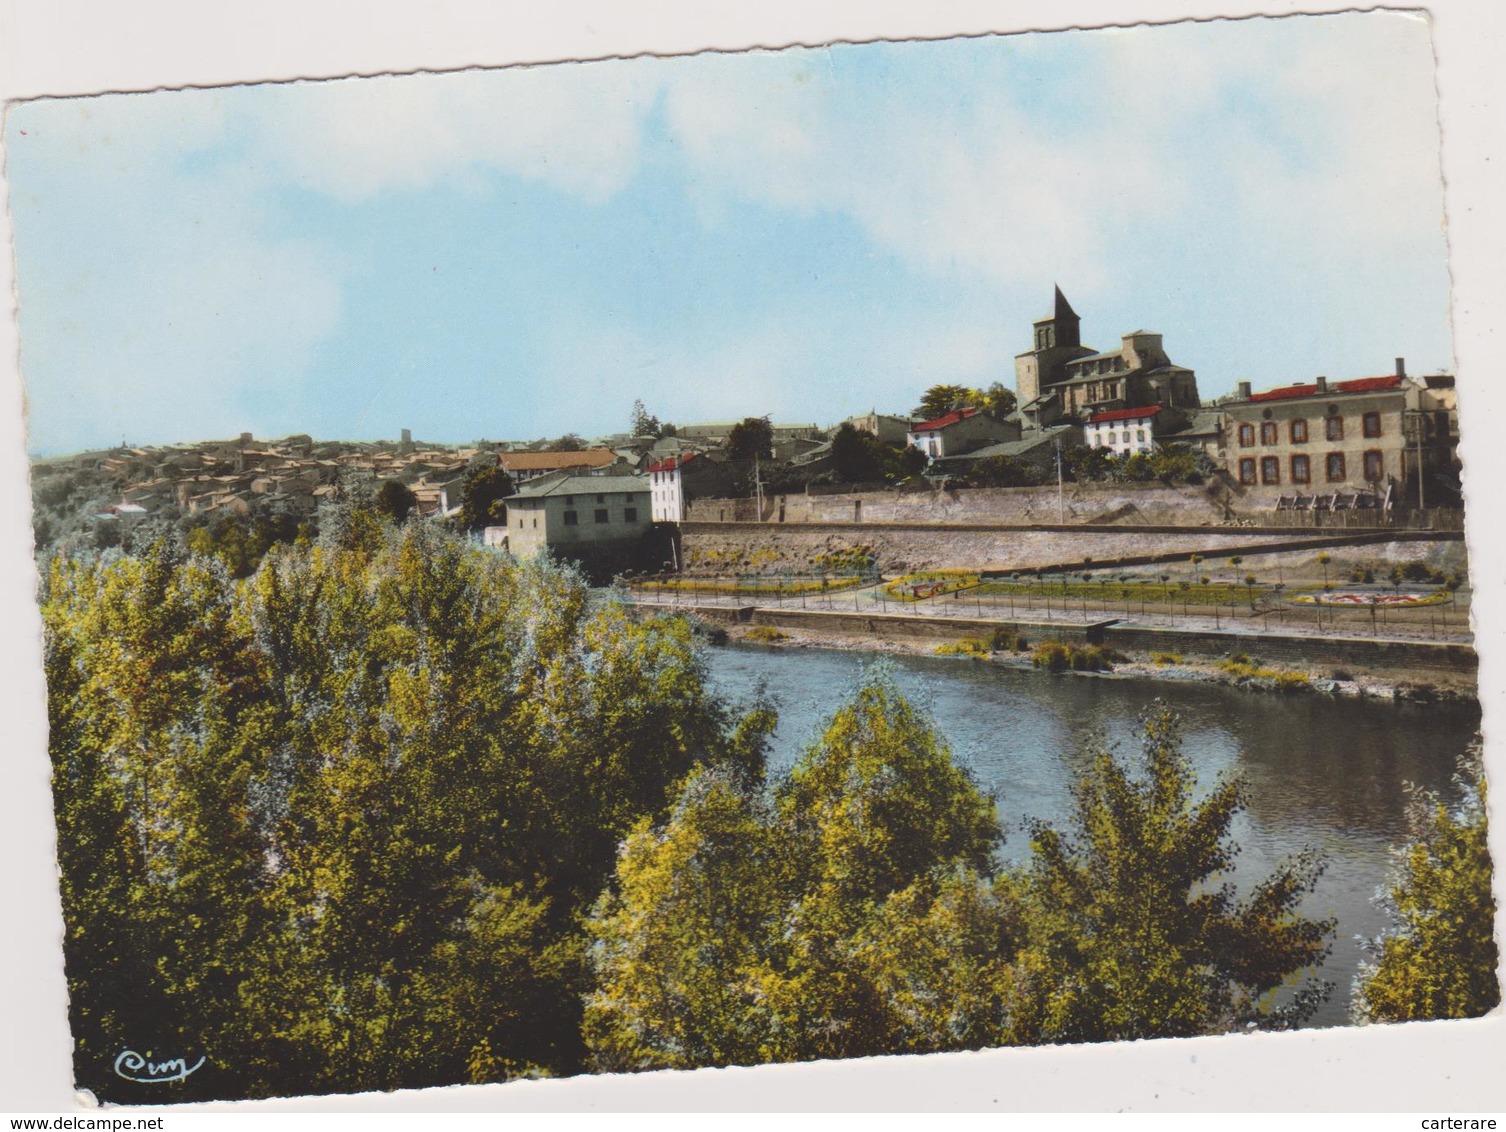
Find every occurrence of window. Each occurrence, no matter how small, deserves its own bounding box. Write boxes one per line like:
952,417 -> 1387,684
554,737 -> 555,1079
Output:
1260,421 -> 1278,445
596,494 -> 605,503
563,510 -> 578,526
532,517 -> 537,528
1121,431 -> 1130,445
1326,452 -> 1346,482
594,508 -> 609,523
1136,429 -> 1146,442
564,495 -> 574,505
1325,416 -> 1344,441
1261,456 -> 1281,484
1290,419 -> 1308,444
518,517 -> 524,528
1363,411 -> 1382,438
1239,458 -> 1257,485
1291,454 -> 1310,484
624,493 -> 635,503
1364,450 -> 1384,481
1238,423 -> 1255,448
624,508 -> 638,523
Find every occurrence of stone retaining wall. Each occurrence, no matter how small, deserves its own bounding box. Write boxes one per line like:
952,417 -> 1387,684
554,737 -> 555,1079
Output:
660,605 -> 1474,675
678,521 -> 1462,576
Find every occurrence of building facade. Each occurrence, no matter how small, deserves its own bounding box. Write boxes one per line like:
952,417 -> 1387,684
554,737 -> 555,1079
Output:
503,474 -> 651,557
907,406 -> 1020,461
1014,287 -> 1201,426
1219,361 -> 1457,505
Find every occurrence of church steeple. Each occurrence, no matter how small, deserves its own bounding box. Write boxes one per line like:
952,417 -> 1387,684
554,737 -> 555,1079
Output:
1050,284 -> 1081,349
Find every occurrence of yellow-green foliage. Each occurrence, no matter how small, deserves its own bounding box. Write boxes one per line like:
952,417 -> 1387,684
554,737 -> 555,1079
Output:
813,545 -> 876,574
41,524 -> 775,1101
744,625 -> 790,644
1354,747 -> 1499,1023
935,637 -> 990,658
1151,652 -> 1183,666
882,571 -> 980,602
1215,656 -> 1312,692
1031,641 -> 1118,673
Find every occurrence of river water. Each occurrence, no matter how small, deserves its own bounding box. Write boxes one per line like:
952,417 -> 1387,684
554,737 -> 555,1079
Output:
704,642 -> 1481,1029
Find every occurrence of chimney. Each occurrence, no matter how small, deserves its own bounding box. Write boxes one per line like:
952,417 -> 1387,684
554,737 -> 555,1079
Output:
1315,376 -> 1328,393
400,428 -> 413,454
1395,357 -> 1406,379
1236,381 -> 1252,400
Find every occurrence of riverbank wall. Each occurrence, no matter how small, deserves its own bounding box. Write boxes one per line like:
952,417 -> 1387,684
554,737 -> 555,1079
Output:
678,520 -> 1465,577
670,604 -> 1475,677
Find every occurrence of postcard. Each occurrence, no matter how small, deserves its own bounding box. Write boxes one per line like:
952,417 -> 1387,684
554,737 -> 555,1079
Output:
2,1 -> 1502,1113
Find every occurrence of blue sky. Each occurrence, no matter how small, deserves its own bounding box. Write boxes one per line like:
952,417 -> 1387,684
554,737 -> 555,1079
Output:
5,11 -> 1452,456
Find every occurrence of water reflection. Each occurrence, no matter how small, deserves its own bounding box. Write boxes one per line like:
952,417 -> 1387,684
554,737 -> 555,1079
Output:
706,644 -> 1480,1028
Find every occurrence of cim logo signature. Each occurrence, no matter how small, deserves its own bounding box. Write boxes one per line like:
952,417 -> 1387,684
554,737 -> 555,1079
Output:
113,1049 -> 206,1085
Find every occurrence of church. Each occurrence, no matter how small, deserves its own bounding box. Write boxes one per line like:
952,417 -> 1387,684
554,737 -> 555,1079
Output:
1014,287 -> 1202,430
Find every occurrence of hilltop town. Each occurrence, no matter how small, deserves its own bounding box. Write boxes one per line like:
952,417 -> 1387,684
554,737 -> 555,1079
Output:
33,288 -> 1463,579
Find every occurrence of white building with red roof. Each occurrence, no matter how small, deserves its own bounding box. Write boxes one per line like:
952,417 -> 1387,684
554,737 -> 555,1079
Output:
646,451 -> 732,522
1086,405 -> 1164,457
905,406 -> 1019,462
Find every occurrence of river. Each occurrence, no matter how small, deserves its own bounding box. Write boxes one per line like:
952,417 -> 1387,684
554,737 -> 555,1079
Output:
704,642 -> 1481,1030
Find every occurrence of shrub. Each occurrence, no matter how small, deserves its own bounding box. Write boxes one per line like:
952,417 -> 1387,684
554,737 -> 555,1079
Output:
1151,652 -> 1183,666
1332,668 -> 1354,682
1032,641 -> 1117,673
990,627 -> 1025,652
743,625 -> 789,644
935,637 -> 990,659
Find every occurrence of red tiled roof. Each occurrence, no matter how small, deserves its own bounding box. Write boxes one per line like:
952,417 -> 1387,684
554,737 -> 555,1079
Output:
499,449 -> 616,471
646,452 -> 700,474
911,406 -> 979,432
1090,405 -> 1163,425
1247,375 -> 1403,403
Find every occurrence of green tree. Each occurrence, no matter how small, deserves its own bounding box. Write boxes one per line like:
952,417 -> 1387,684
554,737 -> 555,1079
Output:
726,416 -> 774,465
1353,745 -> 1500,1023
1004,703 -> 1334,1044
829,423 -> 884,483
374,478 -> 417,522
457,464 -> 515,531
547,433 -> 586,452
42,522 -> 774,1100
586,670 -> 1011,1070
916,384 -> 973,420
959,455 -> 1041,488
630,399 -> 663,439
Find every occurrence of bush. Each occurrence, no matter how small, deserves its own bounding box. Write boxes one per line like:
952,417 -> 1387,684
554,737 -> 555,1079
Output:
1032,641 -> 1117,673
990,627 -> 1025,652
1332,668 -> 1354,682
743,625 -> 789,644
1151,652 -> 1183,666
935,637 -> 990,658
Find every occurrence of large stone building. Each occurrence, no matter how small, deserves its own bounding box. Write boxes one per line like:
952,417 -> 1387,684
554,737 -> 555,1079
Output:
1219,360 -> 1458,506
1015,287 -> 1201,428
503,474 -> 651,557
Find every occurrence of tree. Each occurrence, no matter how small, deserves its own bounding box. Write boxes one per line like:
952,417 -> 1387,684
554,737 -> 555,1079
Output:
547,433 -> 586,452
457,464 -> 515,531
916,384 -> 973,420
41,522 -> 775,1100
829,423 -> 884,483
725,417 -> 774,465
958,455 -> 1042,488
1353,744 -> 1500,1023
374,478 -> 417,523
585,670 -> 1011,1070
915,382 -> 1016,421
630,399 -> 663,439
1003,703 -> 1334,1044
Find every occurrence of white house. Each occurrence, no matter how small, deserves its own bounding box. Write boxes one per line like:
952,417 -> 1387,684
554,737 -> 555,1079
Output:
906,407 -> 1019,461
1086,405 -> 1162,457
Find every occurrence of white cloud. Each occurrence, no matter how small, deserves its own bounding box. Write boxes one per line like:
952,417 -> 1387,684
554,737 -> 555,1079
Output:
246,62 -> 664,204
